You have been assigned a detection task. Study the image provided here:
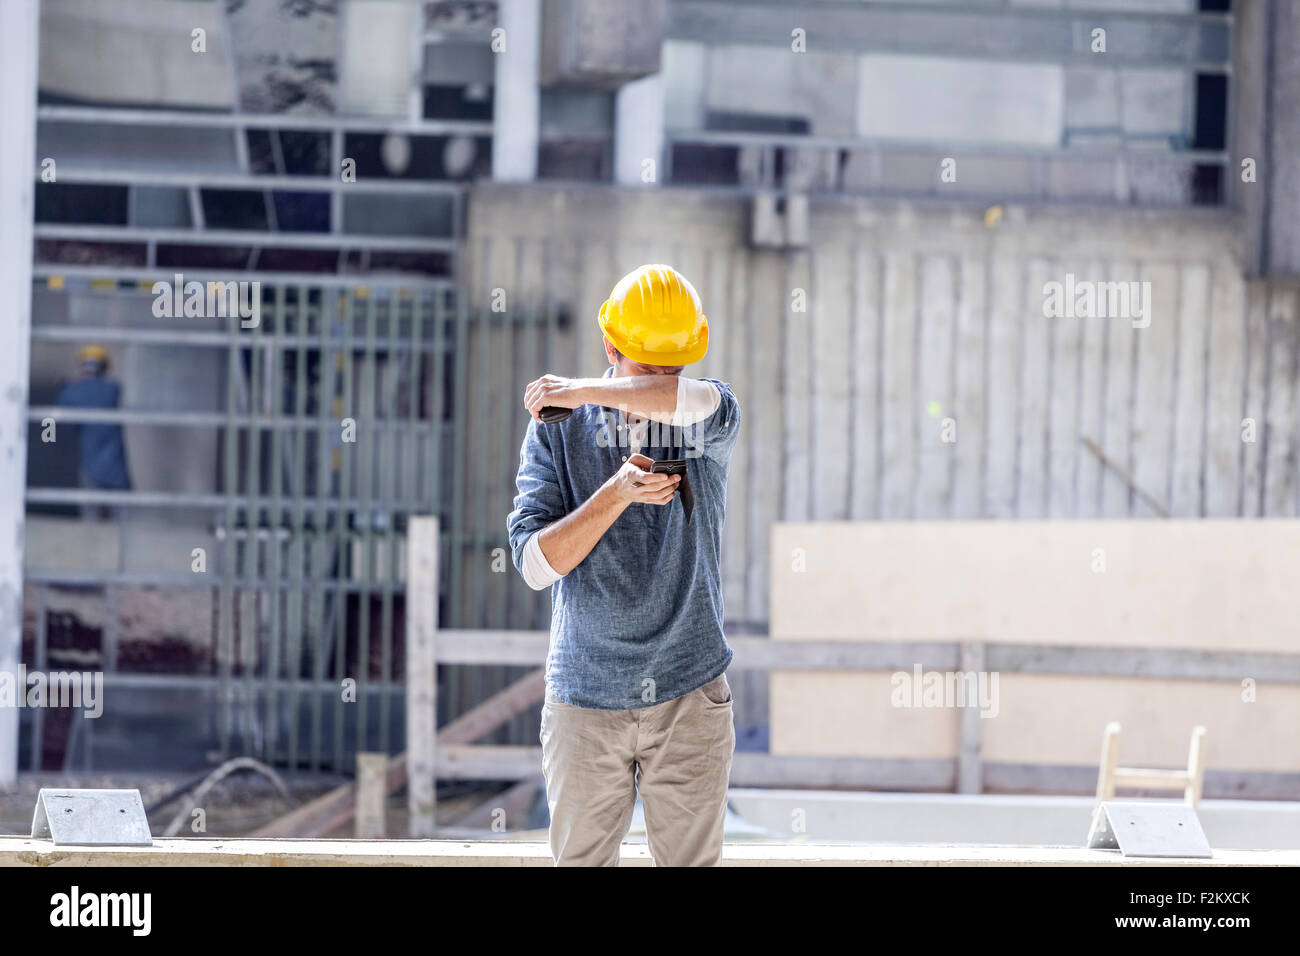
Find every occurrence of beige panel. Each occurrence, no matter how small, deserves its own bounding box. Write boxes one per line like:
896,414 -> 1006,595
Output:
770,670 -> 1300,772
985,675 -> 1300,772
771,520 -> 1300,651
770,671 -> 956,759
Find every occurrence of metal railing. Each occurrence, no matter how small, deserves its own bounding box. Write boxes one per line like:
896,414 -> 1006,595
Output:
21,277 -> 555,773
666,130 -> 1231,206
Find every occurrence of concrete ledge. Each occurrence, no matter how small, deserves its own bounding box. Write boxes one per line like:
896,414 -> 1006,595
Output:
728,790 -> 1300,849
2,837 -> 1297,867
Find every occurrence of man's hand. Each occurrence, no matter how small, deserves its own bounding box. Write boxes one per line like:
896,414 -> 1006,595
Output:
533,457 -> 681,576
605,459 -> 680,506
524,374 -> 587,422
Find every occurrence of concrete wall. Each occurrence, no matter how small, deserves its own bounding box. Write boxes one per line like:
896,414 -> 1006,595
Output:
463,184 -> 1284,629
462,183 -> 1294,738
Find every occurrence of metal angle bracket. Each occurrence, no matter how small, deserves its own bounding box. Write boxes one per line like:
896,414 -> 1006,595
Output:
31,788 -> 154,846
1086,800 -> 1212,859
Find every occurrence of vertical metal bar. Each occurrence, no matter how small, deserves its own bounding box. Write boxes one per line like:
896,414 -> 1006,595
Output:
309,289 -> 337,773
471,277 -> 490,634
286,283 -> 310,771
29,584 -> 47,770
334,292 -> 356,771
378,293 -> 401,753
219,278 -> 241,760
429,290 -> 446,725
957,642 -> 985,794
244,287 -> 265,756
355,292 -> 378,756
402,293 -> 425,751
265,285 -> 285,763
406,294 -> 424,514
472,268 -> 492,712
497,240 -> 521,634
449,286 -> 468,634
522,243 -> 540,632
430,290 -> 445,547
497,244 -> 523,739
449,283 -> 472,724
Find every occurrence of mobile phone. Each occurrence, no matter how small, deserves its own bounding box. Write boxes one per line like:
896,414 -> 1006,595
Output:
539,406 -> 572,424
648,458 -> 695,522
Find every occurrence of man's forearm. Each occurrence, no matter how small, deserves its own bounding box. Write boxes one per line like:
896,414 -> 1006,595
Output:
535,483 -> 629,575
575,374 -> 678,419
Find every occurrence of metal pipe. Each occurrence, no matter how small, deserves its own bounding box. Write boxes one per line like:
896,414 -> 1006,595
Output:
0,0 -> 39,785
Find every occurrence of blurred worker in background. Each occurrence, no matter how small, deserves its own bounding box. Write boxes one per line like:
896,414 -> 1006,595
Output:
56,344 -> 131,519
507,264 -> 742,866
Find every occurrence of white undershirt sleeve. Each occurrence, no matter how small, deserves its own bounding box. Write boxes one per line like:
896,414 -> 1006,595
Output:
643,377 -> 721,426
521,531 -> 564,590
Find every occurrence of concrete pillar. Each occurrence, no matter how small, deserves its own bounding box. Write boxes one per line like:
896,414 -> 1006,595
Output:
1232,0 -> 1300,277
0,0 -> 39,786
492,0 -> 541,182
614,73 -> 664,187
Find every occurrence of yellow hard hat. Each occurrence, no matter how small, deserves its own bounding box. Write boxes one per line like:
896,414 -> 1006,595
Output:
77,344 -> 108,364
598,264 -> 708,366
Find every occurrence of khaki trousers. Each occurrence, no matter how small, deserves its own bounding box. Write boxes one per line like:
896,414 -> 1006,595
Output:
539,672 -> 735,866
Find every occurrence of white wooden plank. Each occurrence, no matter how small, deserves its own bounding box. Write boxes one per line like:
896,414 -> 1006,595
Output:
1075,259 -> 1108,518
1101,260 -> 1138,517
711,248 -> 750,617
1204,262 -> 1247,516
849,247 -> 884,519
1131,261 -> 1179,517
747,249 -> 785,623
405,515 -> 439,837
1046,259 -> 1084,518
782,251 -> 814,521
952,254 -> 988,519
916,254 -> 957,519
811,244 -> 854,519
356,753 -> 387,839
1241,282 -> 1269,516
1263,286 -> 1298,515
984,254 -> 1021,518
881,252 -> 919,518
1169,262 -> 1211,517
1017,258 -> 1052,518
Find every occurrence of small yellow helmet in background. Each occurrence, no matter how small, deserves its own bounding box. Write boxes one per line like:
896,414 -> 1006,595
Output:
598,264 -> 709,367
77,344 -> 109,365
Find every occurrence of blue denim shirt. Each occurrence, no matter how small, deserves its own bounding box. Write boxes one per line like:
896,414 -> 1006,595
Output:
507,373 -> 741,709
